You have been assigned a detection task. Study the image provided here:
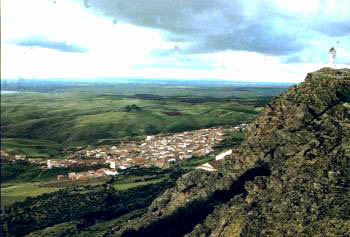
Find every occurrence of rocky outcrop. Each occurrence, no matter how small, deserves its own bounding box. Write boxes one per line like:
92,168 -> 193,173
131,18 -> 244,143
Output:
107,68 -> 350,236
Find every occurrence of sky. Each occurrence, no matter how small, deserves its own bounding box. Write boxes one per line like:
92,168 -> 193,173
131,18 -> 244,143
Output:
1,0 -> 350,82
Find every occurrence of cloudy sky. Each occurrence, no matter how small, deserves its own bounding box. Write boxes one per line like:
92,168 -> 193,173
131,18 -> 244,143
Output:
1,0 -> 350,82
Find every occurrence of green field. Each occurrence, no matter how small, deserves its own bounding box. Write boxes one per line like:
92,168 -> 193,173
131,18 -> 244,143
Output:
1,83 -> 285,155
1,182 -> 59,207
0,163 -> 109,208
0,83 -> 289,236
113,178 -> 165,191
0,177 -> 164,209
0,155 -> 212,210
1,138 -> 64,158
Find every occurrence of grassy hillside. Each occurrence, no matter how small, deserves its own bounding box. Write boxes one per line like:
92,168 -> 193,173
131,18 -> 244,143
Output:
1,88 -> 269,150
1,138 -> 64,158
1,183 -> 59,208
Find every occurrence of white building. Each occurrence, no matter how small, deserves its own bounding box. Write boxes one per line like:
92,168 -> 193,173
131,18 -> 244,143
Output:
146,136 -> 154,141
104,170 -> 118,176
328,47 -> 336,68
47,160 -> 52,169
196,160 -> 220,172
216,149 -> 232,161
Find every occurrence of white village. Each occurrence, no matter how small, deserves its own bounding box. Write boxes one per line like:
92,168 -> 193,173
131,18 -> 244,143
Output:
1,124 -> 248,182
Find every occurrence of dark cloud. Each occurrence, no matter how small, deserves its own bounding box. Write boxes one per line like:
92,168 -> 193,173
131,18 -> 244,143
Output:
84,0 -> 90,8
16,38 -> 88,53
184,23 -> 304,55
84,0 -> 307,56
81,0 -> 349,63
312,21 -> 350,37
282,55 -> 305,64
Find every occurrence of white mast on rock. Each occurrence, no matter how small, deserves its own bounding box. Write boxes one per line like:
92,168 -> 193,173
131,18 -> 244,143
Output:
328,47 -> 336,68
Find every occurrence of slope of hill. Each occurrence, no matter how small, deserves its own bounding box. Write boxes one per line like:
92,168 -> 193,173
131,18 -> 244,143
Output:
0,89 -> 265,149
107,68 -> 350,236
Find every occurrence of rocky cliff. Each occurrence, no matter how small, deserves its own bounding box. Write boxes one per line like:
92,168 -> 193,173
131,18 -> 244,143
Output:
106,68 -> 350,237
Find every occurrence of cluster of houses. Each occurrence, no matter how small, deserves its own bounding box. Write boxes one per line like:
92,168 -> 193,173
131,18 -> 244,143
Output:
0,150 -> 10,161
55,160 -> 119,181
0,150 -> 27,163
56,139 -> 236,181
75,126 -> 246,170
1,124 -> 249,181
0,151 -> 45,165
61,168 -> 119,181
46,159 -> 106,169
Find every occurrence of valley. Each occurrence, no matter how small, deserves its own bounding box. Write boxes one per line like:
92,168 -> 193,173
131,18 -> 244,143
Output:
0,81 -> 289,236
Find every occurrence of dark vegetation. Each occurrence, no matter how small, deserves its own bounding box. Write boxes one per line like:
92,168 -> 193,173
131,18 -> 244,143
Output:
162,111 -> 184,116
0,157 -> 212,236
115,163 -> 271,237
254,96 -> 275,107
0,167 -> 185,237
214,131 -> 245,149
120,104 -> 141,112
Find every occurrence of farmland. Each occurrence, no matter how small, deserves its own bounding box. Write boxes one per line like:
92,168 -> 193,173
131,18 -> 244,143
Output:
1,81 -> 288,152
0,80 -> 290,236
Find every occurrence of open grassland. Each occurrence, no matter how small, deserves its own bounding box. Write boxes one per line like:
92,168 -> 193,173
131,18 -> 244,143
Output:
0,178 -> 112,208
0,85 -> 276,152
113,178 -> 165,191
66,83 -> 290,98
1,182 -> 59,207
0,177 -> 163,208
1,138 -> 64,158
0,164 -> 108,208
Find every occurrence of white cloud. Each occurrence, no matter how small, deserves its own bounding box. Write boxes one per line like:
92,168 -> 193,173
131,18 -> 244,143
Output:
1,0 -> 175,79
1,0 -> 349,82
272,0 -> 319,14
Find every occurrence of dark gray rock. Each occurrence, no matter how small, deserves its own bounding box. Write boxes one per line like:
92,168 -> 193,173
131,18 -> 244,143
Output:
107,68 -> 350,237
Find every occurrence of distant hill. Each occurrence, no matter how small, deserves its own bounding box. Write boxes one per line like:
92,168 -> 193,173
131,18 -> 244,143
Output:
107,68 -> 350,236
1,85 -> 270,149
